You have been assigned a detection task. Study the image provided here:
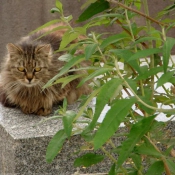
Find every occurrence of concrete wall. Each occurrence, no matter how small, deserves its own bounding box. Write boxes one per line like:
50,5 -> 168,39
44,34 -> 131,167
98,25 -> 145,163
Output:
0,0 -> 174,61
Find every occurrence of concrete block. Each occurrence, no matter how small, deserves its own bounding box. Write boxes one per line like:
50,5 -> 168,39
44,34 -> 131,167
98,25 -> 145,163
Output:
1,103 -> 174,175
0,104 -> 115,175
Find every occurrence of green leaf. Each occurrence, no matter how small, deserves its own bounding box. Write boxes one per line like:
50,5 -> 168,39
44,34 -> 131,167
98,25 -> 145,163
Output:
157,4 -> 175,19
34,25 -> 68,41
125,79 -> 137,93
134,0 -> 141,10
165,145 -> 174,156
110,49 -> 141,74
108,163 -> 116,175
110,49 -> 133,59
123,22 -> 141,36
100,33 -> 130,49
29,19 -> 61,35
62,110 -> 76,137
62,15 -> 73,22
137,96 -> 155,114
58,53 -> 73,62
149,28 -> 162,48
128,171 -> 138,175
77,67 -> 113,87
60,31 -> 80,50
77,0 -> 110,22
83,78 -> 123,134
59,27 -> 86,50
68,66 -> 99,72
166,22 -> 175,33
117,115 -> 156,168
134,144 -> 162,158
163,37 -> 175,73
145,161 -> 164,175
55,0 -> 63,13
62,98 -> 67,111
43,54 -> 84,88
154,95 -> 170,104
94,98 -> 137,150
50,7 -> 60,13
136,66 -> 163,80
149,121 -> 166,140
80,0 -> 97,10
75,87 -> 101,124
156,71 -> 174,88
164,4 -> 175,12
134,37 -> 162,46
74,153 -> 104,167
127,48 -> 161,62
53,74 -> 85,88
46,129 -> 67,163
130,154 -> 141,170
165,159 -> 175,173
85,43 -> 98,59
93,13 -> 124,20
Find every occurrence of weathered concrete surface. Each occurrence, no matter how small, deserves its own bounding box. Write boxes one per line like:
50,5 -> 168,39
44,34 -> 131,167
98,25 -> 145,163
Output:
0,103 -> 175,175
0,0 -> 175,63
0,103 -> 126,175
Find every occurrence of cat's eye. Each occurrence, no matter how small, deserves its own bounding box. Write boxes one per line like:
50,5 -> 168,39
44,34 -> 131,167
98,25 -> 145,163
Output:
34,67 -> 41,72
17,67 -> 25,72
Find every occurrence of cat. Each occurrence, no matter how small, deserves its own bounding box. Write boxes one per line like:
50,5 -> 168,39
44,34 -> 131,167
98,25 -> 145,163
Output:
0,23 -> 91,116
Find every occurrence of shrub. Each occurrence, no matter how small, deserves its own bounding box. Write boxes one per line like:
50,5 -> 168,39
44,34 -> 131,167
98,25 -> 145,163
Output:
35,0 -> 175,174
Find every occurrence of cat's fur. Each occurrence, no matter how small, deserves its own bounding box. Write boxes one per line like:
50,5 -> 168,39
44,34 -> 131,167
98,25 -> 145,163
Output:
0,23 -> 91,116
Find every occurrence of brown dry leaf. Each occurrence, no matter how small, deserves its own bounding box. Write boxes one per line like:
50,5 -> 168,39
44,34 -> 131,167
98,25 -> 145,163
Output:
170,148 -> 175,157
171,86 -> 175,95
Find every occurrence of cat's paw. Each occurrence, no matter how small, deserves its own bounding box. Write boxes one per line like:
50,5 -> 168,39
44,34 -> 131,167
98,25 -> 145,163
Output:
21,107 -> 31,114
37,108 -> 51,116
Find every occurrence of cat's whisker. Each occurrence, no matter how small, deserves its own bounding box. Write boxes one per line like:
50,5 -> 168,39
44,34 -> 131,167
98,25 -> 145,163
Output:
37,82 -> 51,99
0,81 -> 19,106
2,82 -> 19,94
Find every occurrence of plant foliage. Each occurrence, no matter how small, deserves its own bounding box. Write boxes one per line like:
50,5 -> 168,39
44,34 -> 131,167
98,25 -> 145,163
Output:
34,0 -> 175,174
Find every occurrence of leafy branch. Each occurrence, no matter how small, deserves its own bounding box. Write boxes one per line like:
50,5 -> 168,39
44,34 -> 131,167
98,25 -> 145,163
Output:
33,0 -> 175,174
107,0 -> 175,28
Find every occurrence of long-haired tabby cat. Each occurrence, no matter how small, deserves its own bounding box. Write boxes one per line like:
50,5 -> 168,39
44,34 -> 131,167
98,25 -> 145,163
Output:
0,23 -> 91,116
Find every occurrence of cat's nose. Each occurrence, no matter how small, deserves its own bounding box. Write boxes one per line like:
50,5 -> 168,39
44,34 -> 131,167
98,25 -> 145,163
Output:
26,73 -> 33,83
27,77 -> 33,83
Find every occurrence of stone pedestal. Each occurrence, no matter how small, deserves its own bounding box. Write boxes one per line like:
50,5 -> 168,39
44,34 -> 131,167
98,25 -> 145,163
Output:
1,104 -> 174,175
0,104 -> 113,175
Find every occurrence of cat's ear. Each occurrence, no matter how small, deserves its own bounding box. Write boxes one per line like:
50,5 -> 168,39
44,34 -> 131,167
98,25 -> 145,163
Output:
6,43 -> 23,55
35,44 -> 52,56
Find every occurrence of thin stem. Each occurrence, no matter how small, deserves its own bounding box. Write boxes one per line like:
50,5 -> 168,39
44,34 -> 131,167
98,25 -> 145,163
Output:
101,147 -> 128,175
162,26 -> 175,66
114,132 -> 129,137
123,87 -> 145,116
101,147 -> 118,164
92,32 -> 107,63
145,136 -> 172,175
142,0 -> 154,101
114,58 -> 175,113
125,8 -> 135,43
107,0 -> 173,28
128,159 -> 143,175
139,45 -> 170,96
109,139 -> 116,149
73,88 -> 101,122
129,110 -> 137,122
125,8 -> 145,97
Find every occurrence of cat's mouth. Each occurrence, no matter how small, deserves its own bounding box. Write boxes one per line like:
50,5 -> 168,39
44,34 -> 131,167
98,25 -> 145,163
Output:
19,79 -> 39,87
25,82 -> 36,87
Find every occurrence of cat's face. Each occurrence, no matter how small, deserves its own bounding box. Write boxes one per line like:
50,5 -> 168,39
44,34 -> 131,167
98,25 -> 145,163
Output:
6,43 -> 52,87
